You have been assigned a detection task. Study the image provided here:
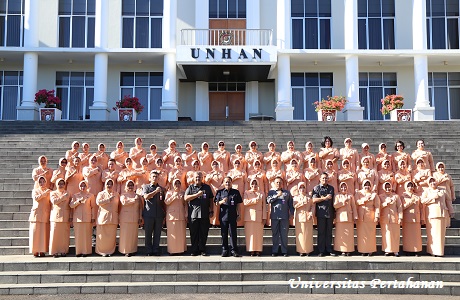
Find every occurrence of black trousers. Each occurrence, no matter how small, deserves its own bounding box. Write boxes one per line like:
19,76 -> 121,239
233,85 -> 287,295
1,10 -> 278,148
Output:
220,219 -> 238,252
271,218 -> 289,254
189,218 -> 210,253
144,217 -> 163,254
317,217 -> 333,254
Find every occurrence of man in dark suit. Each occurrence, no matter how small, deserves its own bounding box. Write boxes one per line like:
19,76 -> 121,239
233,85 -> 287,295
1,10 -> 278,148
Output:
142,171 -> 166,256
266,176 -> 294,256
312,172 -> 336,256
184,171 -> 214,256
215,176 -> 242,257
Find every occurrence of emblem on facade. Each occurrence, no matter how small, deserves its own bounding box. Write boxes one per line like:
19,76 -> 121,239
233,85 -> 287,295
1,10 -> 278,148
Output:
219,31 -> 233,45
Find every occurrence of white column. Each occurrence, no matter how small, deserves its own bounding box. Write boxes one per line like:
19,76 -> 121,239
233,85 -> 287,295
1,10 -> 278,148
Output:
195,0 -> 209,44
246,0 -> 260,44
413,0 -> 427,51
343,56 -> 364,120
196,81 -> 209,121
275,54 -> 293,120
344,0 -> 358,50
413,55 -> 434,120
245,81 -> 259,120
90,0 -> 110,120
277,0 -> 290,49
17,0 -> 39,120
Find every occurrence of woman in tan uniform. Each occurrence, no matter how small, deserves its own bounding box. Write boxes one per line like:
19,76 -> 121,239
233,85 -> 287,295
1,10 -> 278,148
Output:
412,158 -> 431,194
119,180 -> 143,256
198,142 -> 213,173
392,140 -> 411,173
334,182 -> 357,256
401,181 -> 423,256
95,179 -> 119,257
65,141 -> 80,167
227,159 -> 247,226
359,143 -> 376,171
245,141 -> 263,172
168,156 -> 187,189
319,136 -> 340,172
136,157 -> 150,192
281,141 -> 303,171
357,156 -> 378,193
129,137 -> 146,169
304,157 -> 320,195
162,140 -> 180,172
285,158 -> 304,196
302,141 -> 319,171
146,144 -> 160,171
94,143 -> 109,170
433,162 -> 455,227
153,158 -> 168,188
323,160 -> 338,193
206,160 -> 224,226
102,159 -> 120,194
213,141 -> 230,174
186,159 -> 201,187
243,178 -> 266,256
118,157 -> 146,191
293,181 -> 314,256
50,158 -> 67,189
79,143 -> 91,168
355,180 -> 380,256
247,160 -> 269,196
110,141 -> 129,171
49,178 -> 71,257
29,176 -> 51,257
376,143 -> 392,172
70,180 -> 95,257
83,155 -> 103,196
340,138 -> 359,172
377,160 -> 395,195
164,179 -> 187,255
182,143 -> 198,172
263,142 -> 281,170
411,139 -> 435,172
379,181 -> 403,256
231,144 -> 247,172
32,155 -> 53,189
394,160 -> 412,196
65,156 -> 84,196
338,159 -> 356,194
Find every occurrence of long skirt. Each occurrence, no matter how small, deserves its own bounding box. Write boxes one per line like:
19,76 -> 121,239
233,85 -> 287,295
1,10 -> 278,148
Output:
96,224 -> 117,255
29,222 -> 49,254
402,222 -> 422,252
74,222 -> 93,255
166,220 -> 187,254
244,221 -> 264,252
118,222 -> 139,254
426,217 -> 446,256
49,222 -> 70,255
381,222 -> 400,253
356,220 -> 376,253
295,221 -> 313,254
334,221 -> 355,253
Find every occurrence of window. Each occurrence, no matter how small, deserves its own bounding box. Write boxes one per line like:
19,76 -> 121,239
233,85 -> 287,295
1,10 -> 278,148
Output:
58,0 -> 95,48
291,0 -> 331,49
209,82 -> 246,91
0,71 -> 22,120
358,0 -> 395,49
426,0 -> 460,49
291,72 -> 333,120
428,72 -> 460,119
359,72 -> 397,120
56,72 -> 94,120
0,0 -> 24,47
209,0 -> 246,18
122,0 -> 163,48
120,72 -> 163,120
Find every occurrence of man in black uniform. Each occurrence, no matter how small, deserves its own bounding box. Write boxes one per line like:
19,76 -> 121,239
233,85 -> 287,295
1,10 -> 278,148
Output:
214,176 -> 242,257
312,172 -> 336,256
184,171 -> 214,256
142,171 -> 166,256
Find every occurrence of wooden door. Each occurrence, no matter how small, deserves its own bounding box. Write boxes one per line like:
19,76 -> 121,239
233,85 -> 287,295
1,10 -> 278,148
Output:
209,19 -> 246,45
209,92 -> 227,120
209,92 -> 245,120
227,92 -> 245,120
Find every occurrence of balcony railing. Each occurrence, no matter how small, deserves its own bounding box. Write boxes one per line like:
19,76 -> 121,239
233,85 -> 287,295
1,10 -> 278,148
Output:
181,29 -> 273,46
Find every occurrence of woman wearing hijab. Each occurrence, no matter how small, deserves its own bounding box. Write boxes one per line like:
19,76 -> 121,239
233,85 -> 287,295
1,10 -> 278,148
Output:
401,181 -> 423,256
50,158 -> 68,190
49,178 -> 71,257
32,155 -> 53,189
293,181 -> 314,256
118,157 -> 146,191
323,160 -> 338,193
411,139 -> 435,172
213,141 -> 230,174
377,160 -> 395,195
29,176 -> 51,257
379,182 -> 403,256
412,158 -> 432,194
245,141 -> 263,172
281,141 -> 302,171
231,144 -> 247,172
421,177 -> 451,257
119,180 -> 143,256
153,158 -> 168,188
65,157 -> 84,196
146,144 -> 160,171
164,178 -> 187,255
302,141 -> 319,172
162,140 -> 180,172
247,160 -> 269,196
334,182 -> 357,256
433,162 -> 455,227
95,179 -> 119,257
243,178 -> 266,256
338,159 -> 356,194
318,136 -> 340,172
392,140 -> 411,173
110,141 -> 129,171
182,143 -> 198,172
340,138 -> 359,172
70,180 -> 95,257
129,137 -> 146,169
93,143 -> 109,170
83,155 -> 103,196
65,141 -> 80,167
187,159 -> 201,187
206,160 -> 224,226
227,159 -> 247,226
263,142 -> 281,170
394,160 -> 412,196
357,156 -> 378,193
135,157 -> 150,192
168,156 -> 187,189
79,143 -> 91,168
304,157 -> 320,195
102,159 -> 120,194
285,158 -> 304,196
376,143 -> 392,172
198,142 -> 213,173
359,143 -> 376,171
355,180 -> 380,256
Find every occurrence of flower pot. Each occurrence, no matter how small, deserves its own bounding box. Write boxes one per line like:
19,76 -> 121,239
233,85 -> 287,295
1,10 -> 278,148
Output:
118,108 -> 137,121
317,110 -> 337,122
390,109 -> 412,121
39,108 -> 62,121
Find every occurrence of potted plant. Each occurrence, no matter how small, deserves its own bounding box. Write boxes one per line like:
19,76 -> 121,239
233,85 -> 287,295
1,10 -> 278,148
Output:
313,95 -> 347,121
34,89 -> 62,121
380,94 -> 411,121
113,95 -> 144,121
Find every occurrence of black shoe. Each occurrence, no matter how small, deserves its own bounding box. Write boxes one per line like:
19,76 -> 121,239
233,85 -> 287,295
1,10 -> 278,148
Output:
341,252 -> 346,257
102,254 -> 110,257
256,252 -> 261,257
81,254 -> 88,257
271,253 -> 277,257
231,251 -> 240,257
190,252 -> 198,256
283,253 -> 288,257
318,253 -> 325,257
53,254 -> 59,258
201,252 -> 208,256
76,254 -> 82,257
384,252 -> 390,256
329,252 -> 337,256
153,252 -> 160,256
300,253 -> 306,257
147,253 -> 154,256
221,250 -> 229,257
394,252 -> 400,257
125,253 -> 131,257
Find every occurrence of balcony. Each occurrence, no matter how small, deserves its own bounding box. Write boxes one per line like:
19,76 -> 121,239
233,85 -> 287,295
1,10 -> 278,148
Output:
181,29 -> 273,46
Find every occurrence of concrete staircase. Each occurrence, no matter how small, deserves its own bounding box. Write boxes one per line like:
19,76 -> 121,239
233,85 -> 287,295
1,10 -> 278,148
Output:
0,120 -> 459,295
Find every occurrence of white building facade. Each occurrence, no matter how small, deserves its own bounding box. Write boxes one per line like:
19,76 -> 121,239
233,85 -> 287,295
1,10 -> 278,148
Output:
1,0 -> 460,121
